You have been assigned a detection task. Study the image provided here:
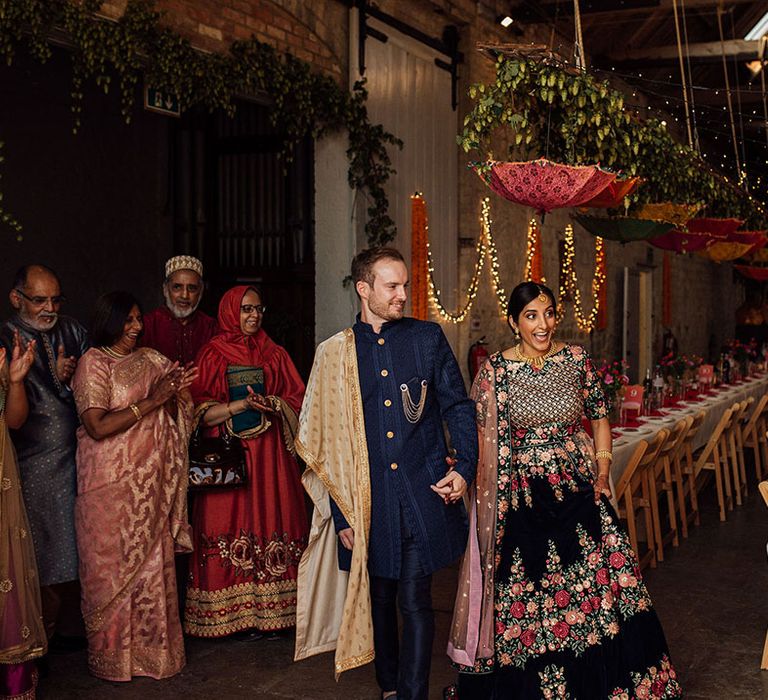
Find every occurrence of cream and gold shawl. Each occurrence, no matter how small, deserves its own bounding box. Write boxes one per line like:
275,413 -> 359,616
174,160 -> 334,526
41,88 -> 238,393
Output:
294,329 -> 374,678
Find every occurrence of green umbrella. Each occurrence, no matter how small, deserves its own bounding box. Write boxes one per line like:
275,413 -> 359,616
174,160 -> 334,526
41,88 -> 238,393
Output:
572,214 -> 674,243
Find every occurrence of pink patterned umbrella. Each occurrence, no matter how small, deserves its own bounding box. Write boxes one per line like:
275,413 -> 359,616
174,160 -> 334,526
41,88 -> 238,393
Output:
475,159 -> 617,215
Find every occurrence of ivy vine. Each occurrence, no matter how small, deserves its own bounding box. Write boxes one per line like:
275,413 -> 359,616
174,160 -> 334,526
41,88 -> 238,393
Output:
459,56 -> 767,230
0,0 -> 402,246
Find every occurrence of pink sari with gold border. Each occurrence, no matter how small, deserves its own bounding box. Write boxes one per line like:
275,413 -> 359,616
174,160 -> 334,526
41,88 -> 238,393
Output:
72,348 -> 193,682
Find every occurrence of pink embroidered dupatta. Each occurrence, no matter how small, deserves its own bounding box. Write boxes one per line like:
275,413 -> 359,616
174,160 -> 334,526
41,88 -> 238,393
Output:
448,359 -> 498,669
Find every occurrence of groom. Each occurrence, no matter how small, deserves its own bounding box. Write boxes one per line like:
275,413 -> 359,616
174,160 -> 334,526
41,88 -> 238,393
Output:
296,247 -> 477,700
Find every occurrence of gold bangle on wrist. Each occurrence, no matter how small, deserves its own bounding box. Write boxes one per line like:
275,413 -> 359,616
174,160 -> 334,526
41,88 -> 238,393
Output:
595,449 -> 613,462
129,403 -> 142,423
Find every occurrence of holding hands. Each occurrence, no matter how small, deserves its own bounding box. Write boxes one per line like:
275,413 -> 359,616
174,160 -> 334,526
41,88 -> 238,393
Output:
2,330 -> 36,384
431,454 -> 467,504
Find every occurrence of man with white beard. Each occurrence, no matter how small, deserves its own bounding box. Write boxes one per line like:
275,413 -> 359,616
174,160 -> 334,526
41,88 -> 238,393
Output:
141,255 -> 218,365
1,264 -> 89,645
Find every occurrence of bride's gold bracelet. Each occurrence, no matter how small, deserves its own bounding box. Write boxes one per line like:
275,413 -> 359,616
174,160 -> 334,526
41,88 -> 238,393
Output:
595,449 -> 613,462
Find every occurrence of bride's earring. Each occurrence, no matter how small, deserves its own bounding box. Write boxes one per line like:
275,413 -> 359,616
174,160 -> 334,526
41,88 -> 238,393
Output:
509,322 -> 520,340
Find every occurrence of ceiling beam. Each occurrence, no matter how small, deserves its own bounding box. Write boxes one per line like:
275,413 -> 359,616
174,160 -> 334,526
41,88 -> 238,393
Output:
608,38 -> 763,63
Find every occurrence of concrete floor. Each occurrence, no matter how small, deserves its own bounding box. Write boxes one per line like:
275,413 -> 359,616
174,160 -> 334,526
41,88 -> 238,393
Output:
38,480 -> 768,699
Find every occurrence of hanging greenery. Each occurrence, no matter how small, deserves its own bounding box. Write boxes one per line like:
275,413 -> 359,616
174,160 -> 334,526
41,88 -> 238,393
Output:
0,0 -> 401,245
459,55 -> 767,230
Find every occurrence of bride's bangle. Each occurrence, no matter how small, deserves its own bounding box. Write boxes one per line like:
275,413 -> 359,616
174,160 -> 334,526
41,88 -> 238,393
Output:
595,449 -> 613,462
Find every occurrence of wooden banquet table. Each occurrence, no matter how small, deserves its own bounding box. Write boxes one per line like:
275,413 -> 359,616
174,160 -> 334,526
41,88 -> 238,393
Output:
610,373 -> 768,489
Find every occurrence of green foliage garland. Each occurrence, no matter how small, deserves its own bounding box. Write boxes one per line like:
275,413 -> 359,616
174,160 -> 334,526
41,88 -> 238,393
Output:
0,0 -> 402,245
459,56 -> 766,229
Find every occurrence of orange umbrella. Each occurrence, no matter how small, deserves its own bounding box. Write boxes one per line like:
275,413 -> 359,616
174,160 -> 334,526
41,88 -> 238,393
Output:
580,177 -> 642,209
635,202 -> 701,226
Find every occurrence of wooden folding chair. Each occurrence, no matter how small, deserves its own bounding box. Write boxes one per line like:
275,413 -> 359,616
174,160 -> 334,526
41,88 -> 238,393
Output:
614,429 -> 668,570
744,394 -> 768,482
760,481 -> 768,670
677,411 -> 705,534
648,417 -> 690,562
694,406 -> 735,522
730,397 -> 754,503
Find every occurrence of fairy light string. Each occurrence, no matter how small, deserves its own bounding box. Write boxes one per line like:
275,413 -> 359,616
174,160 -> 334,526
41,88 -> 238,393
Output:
424,197 -> 605,331
558,224 -> 605,333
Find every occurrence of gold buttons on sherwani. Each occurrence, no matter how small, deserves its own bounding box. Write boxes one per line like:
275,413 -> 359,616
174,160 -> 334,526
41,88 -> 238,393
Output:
378,338 -> 385,345
384,399 -> 392,407
390,463 -> 398,470
381,369 -> 388,377
386,431 -> 394,438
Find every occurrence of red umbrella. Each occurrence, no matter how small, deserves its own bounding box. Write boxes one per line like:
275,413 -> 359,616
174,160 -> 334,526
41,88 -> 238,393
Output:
649,229 -> 725,253
735,264 -> 768,282
579,177 -> 642,209
685,217 -> 744,237
476,159 -> 617,215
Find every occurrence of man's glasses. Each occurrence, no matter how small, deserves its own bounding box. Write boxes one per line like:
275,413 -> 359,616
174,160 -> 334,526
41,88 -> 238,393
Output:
14,289 -> 66,306
241,304 -> 266,315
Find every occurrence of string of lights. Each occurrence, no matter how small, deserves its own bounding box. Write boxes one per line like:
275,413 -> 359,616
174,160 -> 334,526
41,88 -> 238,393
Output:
524,218 -> 546,284
426,198 -> 606,331
559,224 -> 606,334
426,198 -> 488,323
426,197 -> 510,323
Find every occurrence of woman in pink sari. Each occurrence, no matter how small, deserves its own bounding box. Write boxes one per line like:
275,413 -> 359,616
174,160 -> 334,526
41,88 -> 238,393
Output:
71,291 -> 197,681
1,331 -> 45,700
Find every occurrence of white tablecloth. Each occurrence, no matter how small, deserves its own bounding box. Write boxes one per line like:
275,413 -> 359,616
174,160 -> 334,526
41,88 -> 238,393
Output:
611,373 -> 768,485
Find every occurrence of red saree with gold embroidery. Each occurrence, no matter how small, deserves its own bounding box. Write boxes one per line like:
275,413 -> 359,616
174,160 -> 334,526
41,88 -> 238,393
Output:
72,348 -> 193,681
184,286 -> 308,637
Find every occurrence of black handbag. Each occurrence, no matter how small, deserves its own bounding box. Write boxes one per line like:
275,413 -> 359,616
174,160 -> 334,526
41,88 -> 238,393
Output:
188,425 -> 247,490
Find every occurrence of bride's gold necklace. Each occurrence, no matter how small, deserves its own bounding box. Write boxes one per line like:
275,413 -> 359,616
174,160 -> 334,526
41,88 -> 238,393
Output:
513,342 -> 560,369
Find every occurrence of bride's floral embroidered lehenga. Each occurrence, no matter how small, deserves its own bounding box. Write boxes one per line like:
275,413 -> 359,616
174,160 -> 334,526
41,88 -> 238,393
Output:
448,345 -> 682,699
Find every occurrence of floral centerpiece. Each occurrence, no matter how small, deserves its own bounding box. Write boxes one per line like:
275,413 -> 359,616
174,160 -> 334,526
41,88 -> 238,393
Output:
596,360 -> 630,417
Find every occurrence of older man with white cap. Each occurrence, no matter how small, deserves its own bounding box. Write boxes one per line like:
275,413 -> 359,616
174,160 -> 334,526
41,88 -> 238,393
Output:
141,255 -> 219,365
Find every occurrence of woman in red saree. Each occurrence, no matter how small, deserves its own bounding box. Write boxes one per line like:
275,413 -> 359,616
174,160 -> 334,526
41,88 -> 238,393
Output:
72,292 -> 196,681
184,286 -> 308,638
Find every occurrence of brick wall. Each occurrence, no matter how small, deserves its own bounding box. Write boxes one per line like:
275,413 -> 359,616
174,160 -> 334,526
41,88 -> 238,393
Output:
101,0 -> 348,79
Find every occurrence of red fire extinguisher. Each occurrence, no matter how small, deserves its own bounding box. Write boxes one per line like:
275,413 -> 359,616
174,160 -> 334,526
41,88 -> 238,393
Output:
468,336 -> 489,381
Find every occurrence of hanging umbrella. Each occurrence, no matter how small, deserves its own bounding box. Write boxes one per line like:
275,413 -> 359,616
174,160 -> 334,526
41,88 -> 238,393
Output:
729,231 -> 767,256
635,202 -> 701,226
698,231 -> 767,262
685,217 -> 744,238
748,247 -> 768,264
579,177 -> 642,209
475,159 -> 617,215
734,264 -> 768,282
649,229 -> 724,253
573,213 -> 673,243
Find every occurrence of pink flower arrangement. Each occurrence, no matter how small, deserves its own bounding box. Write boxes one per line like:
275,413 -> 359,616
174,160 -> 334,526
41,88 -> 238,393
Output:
596,359 -> 630,406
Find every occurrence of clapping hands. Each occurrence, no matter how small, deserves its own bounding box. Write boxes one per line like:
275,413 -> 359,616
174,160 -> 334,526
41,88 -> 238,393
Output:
151,362 -> 199,404
1,330 -> 36,384
55,343 -> 77,384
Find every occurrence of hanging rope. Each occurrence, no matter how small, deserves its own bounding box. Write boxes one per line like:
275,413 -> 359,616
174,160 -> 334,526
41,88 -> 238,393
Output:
573,0 -> 586,70
729,9 -> 748,181
679,0 -> 700,151
672,0 -> 694,148
760,37 -> 768,150
716,1 -> 743,180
